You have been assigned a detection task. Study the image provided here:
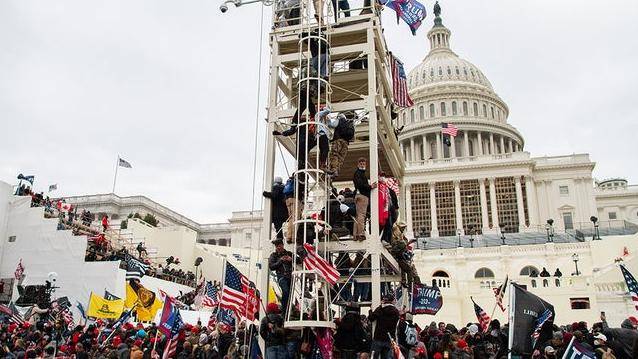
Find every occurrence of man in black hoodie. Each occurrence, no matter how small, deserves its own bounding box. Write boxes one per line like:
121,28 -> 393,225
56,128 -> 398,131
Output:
352,158 -> 377,241
269,240 -> 293,312
263,177 -> 289,240
368,294 -> 400,359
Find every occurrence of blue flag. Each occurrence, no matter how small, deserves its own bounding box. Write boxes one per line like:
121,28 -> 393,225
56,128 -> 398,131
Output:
111,309 -> 132,329
380,0 -> 427,35
411,284 -> 442,315
159,297 -> 184,339
76,301 -> 87,320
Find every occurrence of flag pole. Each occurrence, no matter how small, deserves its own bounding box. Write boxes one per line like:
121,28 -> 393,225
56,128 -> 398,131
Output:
507,281 -> 515,359
112,156 -> 119,194
216,257 -> 228,322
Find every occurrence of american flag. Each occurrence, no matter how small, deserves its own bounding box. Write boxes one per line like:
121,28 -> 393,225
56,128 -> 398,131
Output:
531,308 -> 553,348
0,303 -> 25,325
201,281 -> 220,308
14,259 -> 24,280
492,276 -> 508,312
390,54 -> 414,108
220,263 -> 251,318
620,265 -> 638,311
471,297 -> 491,333
126,255 -> 150,280
163,338 -> 178,359
441,123 -> 458,137
303,243 -> 340,285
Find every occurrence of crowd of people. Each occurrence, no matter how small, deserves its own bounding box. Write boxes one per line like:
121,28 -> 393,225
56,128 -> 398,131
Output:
14,188 -> 198,289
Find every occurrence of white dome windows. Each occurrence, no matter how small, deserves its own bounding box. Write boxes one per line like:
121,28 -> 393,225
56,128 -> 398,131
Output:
463,101 -> 468,116
452,101 -> 458,116
438,67 -> 443,76
482,104 -> 487,117
430,68 -> 434,77
419,106 -> 425,121
430,103 -> 435,118
473,103 -> 478,116
410,108 -> 415,123
455,67 -> 460,76
447,67 -> 452,75
491,106 -> 495,119
440,102 -> 447,116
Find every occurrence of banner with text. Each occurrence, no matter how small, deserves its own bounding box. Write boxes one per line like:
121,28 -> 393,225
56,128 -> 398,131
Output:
411,284 -> 442,315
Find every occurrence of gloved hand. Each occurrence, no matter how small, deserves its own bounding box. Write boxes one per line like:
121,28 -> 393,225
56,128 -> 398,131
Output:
339,203 -> 349,214
272,130 -> 282,136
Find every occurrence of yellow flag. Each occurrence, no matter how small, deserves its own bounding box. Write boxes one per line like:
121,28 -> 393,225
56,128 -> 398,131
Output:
136,297 -> 163,321
268,285 -> 279,305
87,293 -> 124,319
125,282 -> 138,308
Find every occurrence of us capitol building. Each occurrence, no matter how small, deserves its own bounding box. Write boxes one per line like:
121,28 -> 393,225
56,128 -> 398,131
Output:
5,4 -> 637,327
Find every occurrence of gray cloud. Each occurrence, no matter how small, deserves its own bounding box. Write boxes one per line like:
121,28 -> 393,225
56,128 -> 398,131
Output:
1,0 -> 636,223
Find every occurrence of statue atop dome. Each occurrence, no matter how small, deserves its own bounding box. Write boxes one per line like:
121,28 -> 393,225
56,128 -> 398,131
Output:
433,1 -> 441,17
433,1 -> 443,27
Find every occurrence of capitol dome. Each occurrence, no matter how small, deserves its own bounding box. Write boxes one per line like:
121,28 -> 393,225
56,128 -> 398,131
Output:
397,2 -> 525,166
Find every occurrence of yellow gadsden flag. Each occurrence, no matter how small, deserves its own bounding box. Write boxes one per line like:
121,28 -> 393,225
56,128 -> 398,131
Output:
125,281 -> 163,321
87,293 -> 124,319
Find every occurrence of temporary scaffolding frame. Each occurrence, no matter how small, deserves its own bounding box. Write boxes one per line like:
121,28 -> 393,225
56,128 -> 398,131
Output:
258,0 -> 408,328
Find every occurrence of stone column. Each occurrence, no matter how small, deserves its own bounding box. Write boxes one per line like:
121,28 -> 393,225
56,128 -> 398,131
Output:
464,131 -> 470,157
489,177 -> 499,228
429,182 -> 439,237
410,138 -> 416,162
454,180 -> 464,234
450,135 -> 457,158
479,179 -> 490,232
499,136 -> 505,154
405,184 -> 414,237
524,176 -> 539,228
422,134 -> 429,160
514,176 -> 526,229
544,180 -> 554,224
489,133 -> 495,155
477,132 -> 484,155
400,141 -> 405,159
436,133 -> 442,159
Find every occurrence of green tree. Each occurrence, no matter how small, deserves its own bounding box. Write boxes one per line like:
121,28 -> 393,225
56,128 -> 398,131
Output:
143,213 -> 158,227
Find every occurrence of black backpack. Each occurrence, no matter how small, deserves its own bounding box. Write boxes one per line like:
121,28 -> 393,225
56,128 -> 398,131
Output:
336,117 -> 355,141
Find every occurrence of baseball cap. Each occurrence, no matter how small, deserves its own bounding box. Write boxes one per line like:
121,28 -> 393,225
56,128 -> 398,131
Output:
594,333 -> 607,342
544,346 -> 556,354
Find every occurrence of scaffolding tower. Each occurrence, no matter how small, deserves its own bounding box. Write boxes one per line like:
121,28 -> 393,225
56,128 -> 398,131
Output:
258,0 -> 407,329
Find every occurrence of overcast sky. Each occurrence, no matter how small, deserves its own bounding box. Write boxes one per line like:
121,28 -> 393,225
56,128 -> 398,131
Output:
1,0 -> 636,224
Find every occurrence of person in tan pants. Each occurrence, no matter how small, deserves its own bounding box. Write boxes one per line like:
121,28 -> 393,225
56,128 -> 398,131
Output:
352,158 -> 377,241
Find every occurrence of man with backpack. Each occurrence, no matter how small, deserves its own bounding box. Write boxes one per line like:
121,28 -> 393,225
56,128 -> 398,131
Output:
397,313 -> 419,358
328,113 -> 355,176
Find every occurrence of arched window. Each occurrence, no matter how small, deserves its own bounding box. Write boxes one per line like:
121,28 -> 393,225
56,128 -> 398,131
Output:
491,107 -> 495,119
463,102 -> 468,115
430,68 -> 434,77
433,270 -> 449,277
410,109 -> 415,123
520,266 -> 539,276
452,101 -> 457,115
482,104 -> 487,117
543,279 -> 549,287
208,239 -> 217,245
440,102 -> 446,116
455,67 -> 460,75
463,67 -> 468,76
422,71 -> 426,80
438,67 -> 442,76
430,104 -> 435,117
473,103 -> 478,116
474,268 -> 495,279
419,106 -> 425,121
447,67 -> 451,75
531,279 -> 537,288
555,279 -> 561,287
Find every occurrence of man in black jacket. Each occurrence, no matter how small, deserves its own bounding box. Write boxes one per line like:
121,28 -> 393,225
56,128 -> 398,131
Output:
369,294 -> 400,359
352,158 -> 377,241
263,177 -> 289,240
269,240 -> 293,313
260,303 -> 287,359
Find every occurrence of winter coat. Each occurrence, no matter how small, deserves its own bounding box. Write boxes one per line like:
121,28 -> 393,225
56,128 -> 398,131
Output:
268,249 -> 293,279
263,183 -> 289,221
260,313 -> 286,347
369,304 -> 400,342
353,168 -> 372,198
603,320 -> 638,358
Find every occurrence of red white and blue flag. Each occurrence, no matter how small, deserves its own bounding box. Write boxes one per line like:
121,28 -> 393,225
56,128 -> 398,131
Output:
390,54 -> 414,108
381,0 -> 427,35
220,263 -> 251,318
620,265 -> 638,312
441,123 -> 458,137
303,244 -> 340,285
201,281 -> 220,308
158,296 -> 184,339
531,308 -> 553,348
471,297 -> 490,333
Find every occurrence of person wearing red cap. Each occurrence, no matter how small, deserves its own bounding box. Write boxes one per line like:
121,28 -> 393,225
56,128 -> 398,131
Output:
260,303 -> 286,358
